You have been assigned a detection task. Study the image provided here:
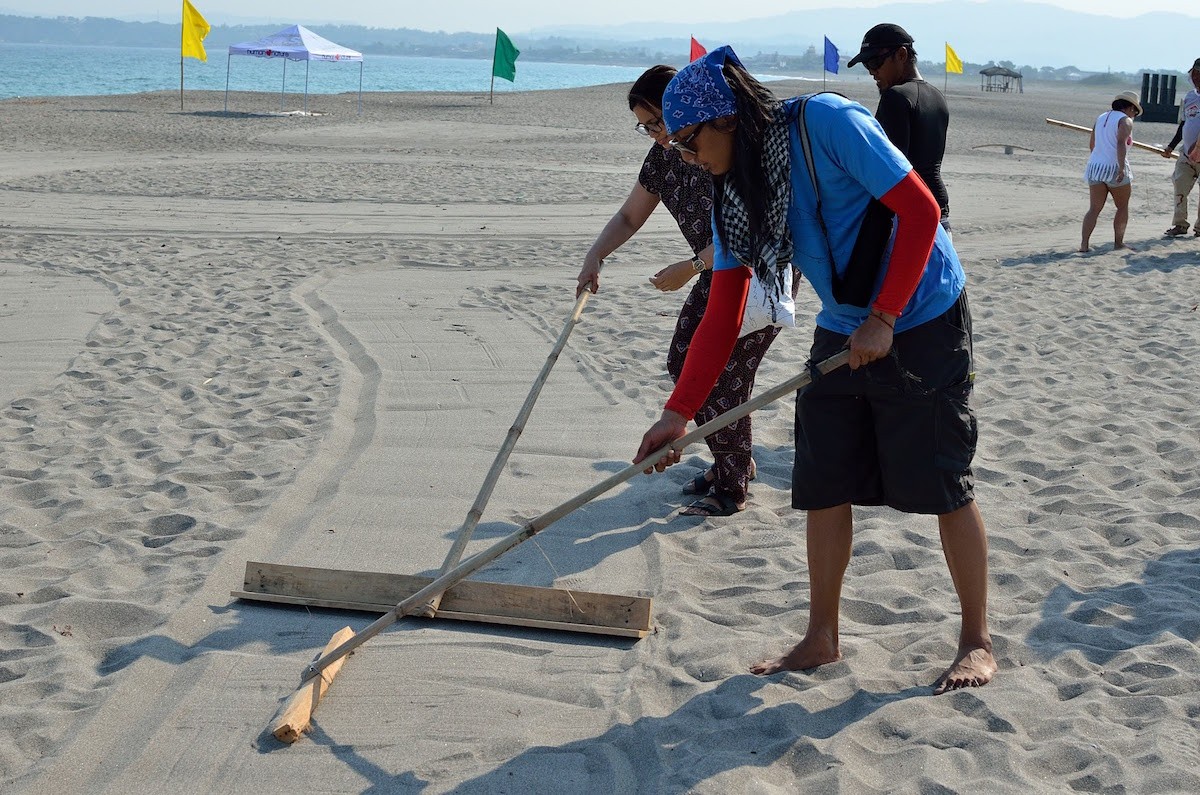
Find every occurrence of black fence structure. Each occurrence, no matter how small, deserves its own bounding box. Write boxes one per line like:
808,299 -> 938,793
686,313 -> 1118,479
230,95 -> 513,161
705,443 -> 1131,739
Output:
1140,72 -> 1179,124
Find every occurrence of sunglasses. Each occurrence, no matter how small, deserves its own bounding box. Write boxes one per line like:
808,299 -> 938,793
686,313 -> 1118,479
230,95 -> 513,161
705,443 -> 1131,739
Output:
864,48 -> 899,72
667,122 -> 706,155
634,117 -> 664,136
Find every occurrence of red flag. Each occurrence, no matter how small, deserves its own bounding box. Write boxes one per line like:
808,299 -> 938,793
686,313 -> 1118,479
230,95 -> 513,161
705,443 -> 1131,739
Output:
690,36 -> 707,62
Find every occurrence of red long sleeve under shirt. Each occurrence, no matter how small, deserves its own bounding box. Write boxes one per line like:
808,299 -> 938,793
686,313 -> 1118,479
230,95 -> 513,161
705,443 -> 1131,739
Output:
664,171 -> 938,420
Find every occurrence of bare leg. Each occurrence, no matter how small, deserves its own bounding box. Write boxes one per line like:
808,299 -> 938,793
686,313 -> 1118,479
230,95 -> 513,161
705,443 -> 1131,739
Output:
1079,183 -> 1108,252
1110,183 -> 1134,250
933,500 -> 997,694
751,503 -> 852,675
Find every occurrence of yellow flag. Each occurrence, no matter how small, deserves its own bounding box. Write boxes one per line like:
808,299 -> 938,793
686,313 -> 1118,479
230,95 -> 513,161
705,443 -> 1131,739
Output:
945,42 -> 963,74
182,0 -> 211,62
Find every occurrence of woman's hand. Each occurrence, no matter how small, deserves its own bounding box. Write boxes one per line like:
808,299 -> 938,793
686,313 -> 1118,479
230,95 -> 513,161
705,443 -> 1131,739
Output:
847,311 -> 895,370
634,411 -> 689,474
577,255 -> 603,296
648,258 -> 697,292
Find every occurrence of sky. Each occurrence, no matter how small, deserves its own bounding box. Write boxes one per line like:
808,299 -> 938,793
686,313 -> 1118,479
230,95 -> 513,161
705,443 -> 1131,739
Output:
2,0 -> 1196,31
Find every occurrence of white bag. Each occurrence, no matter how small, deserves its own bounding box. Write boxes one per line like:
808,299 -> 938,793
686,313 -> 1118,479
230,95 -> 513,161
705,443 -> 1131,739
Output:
739,266 -> 796,338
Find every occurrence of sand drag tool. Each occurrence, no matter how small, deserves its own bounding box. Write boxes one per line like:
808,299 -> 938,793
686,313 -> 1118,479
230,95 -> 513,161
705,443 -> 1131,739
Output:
244,293 -> 849,742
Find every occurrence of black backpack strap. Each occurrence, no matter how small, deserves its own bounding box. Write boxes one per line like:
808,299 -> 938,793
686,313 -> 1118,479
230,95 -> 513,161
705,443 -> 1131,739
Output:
796,91 -> 880,309
795,94 -> 839,283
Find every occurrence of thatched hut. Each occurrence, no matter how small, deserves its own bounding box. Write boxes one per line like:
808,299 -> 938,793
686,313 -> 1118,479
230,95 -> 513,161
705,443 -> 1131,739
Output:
980,66 -> 1023,93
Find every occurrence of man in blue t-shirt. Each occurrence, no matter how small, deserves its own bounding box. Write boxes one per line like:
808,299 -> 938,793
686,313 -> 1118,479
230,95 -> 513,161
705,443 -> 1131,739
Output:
637,47 -> 995,695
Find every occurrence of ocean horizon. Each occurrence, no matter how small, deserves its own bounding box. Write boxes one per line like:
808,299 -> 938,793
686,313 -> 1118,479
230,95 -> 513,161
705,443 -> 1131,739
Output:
0,42 -> 828,101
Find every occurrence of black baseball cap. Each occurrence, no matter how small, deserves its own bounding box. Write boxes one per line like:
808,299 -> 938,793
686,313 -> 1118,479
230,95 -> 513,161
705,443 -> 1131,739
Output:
847,23 -> 915,68
1191,57 -> 1200,71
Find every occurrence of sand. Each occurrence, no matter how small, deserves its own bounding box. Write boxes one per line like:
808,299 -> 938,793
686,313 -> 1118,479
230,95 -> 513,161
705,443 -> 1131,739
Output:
0,77 -> 1197,793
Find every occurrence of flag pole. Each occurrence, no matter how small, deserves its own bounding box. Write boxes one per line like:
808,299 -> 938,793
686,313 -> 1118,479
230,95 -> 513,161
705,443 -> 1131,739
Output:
490,42 -> 496,105
179,2 -> 184,112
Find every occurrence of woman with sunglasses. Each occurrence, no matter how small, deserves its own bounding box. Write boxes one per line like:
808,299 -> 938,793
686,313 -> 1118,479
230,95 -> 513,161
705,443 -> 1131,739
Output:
577,64 -> 781,517
633,47 -> 995,694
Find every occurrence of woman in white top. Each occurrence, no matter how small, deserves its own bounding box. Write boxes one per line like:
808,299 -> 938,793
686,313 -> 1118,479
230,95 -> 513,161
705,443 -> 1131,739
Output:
1080,90 -> 1142,252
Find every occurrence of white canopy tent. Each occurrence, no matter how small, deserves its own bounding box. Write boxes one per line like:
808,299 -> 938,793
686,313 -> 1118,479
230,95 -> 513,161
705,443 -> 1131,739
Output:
224,25 -> 363,115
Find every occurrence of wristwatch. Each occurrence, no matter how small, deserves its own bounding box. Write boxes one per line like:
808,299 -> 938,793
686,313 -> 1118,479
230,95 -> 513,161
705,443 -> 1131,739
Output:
691,255 -> 706,273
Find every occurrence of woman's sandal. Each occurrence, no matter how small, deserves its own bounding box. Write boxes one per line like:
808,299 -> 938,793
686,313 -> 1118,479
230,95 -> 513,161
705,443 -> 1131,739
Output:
682,469 -> 715,496
681,459 -> 756,496
680,493 -> 744,517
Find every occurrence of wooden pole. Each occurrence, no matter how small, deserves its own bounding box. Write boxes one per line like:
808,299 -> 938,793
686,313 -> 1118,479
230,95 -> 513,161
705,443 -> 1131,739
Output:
180,57 -> 184,111
1045,117 -> 1178,158
268,626 -> 355,742
267,349 -> 851,742
420,291 -> 590,617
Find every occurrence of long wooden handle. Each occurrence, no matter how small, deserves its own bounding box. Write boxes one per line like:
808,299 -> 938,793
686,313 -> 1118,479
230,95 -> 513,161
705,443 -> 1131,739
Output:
420,290 -> 591,616
1045,117 -> 1179,158
301,348 -> 852,680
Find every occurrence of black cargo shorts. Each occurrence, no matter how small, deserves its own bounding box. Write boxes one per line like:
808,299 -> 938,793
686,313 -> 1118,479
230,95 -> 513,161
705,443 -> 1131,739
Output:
792,290 -> 977,515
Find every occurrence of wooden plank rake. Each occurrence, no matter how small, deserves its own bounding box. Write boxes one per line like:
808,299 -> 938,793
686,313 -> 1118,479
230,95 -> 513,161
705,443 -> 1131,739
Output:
266,348 -> 850,742
420,290 -> 591,617
1045,117 -> 1178,158
241,293 -> 634,638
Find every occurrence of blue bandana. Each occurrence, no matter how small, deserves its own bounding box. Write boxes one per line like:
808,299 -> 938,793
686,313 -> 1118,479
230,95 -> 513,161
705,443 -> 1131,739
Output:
662,45 -> 743,134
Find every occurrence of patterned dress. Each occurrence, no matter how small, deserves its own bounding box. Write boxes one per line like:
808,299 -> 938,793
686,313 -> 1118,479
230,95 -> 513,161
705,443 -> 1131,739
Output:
638,145 -> 780,505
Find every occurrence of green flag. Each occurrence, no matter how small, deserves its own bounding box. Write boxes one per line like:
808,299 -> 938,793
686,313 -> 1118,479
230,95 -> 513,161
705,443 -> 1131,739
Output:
493,28 -> 520,82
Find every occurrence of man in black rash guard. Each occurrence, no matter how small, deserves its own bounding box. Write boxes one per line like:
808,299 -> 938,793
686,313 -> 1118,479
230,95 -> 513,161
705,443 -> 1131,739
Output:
848,24 -> 952,237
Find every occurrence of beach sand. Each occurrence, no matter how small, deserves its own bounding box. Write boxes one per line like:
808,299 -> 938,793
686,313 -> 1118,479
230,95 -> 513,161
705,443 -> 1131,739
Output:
1,78 -> 1197,793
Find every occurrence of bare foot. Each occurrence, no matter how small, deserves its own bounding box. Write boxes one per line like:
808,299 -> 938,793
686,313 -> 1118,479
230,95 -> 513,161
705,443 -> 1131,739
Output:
1078,245 -> 1089,253
1114,243 -> 1137,251
750,635 -> 840,675
933,644 -> 997,694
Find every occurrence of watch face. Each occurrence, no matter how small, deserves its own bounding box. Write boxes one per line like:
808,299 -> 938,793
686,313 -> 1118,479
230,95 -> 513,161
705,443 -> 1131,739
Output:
692,257 -> 704,272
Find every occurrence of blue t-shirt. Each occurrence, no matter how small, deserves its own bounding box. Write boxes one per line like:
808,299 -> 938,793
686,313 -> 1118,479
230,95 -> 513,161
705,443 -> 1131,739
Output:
713,93 -> 964,335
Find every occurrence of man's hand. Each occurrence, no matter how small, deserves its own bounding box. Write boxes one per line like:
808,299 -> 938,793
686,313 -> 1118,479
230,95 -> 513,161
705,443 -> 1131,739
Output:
847,311 -> 895,369
634,411 -> 689,474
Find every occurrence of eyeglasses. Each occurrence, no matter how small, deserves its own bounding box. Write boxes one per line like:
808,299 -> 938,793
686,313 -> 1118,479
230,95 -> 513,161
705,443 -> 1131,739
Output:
667,122 -> 706,155
634,117 -> 664,136
864,48 -> 899,72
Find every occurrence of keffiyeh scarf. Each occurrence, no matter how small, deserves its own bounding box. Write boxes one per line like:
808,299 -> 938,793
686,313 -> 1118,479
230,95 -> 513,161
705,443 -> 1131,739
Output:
663,46 -> 795,301
721,103 -> 794,299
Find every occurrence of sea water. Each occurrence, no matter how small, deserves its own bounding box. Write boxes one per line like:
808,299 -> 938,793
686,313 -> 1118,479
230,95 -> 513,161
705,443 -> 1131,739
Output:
0,42 -> 671,100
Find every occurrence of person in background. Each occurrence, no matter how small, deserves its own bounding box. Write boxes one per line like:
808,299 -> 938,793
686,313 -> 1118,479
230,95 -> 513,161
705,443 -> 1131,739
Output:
848,23 -> 952,235
633,46 -> 995,694
1161,59 -> 1200,237
578,64 -> 779,517
1080,90 -> 1141,252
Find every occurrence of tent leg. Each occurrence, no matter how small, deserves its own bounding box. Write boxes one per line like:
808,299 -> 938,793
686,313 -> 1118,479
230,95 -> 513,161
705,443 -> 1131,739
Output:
358,62 -> 363,115
282,59 -> 287,111
224,54 -> 231,113
304,61 -> 310,114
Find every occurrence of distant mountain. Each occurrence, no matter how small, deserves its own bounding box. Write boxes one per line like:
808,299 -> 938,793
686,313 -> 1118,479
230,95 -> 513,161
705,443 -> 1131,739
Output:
0,3 -> 1193,75
528,1 -> 1196,74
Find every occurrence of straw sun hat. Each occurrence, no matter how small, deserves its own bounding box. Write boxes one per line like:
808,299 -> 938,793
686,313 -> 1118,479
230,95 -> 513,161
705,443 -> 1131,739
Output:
1113,90 -> 1143,116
